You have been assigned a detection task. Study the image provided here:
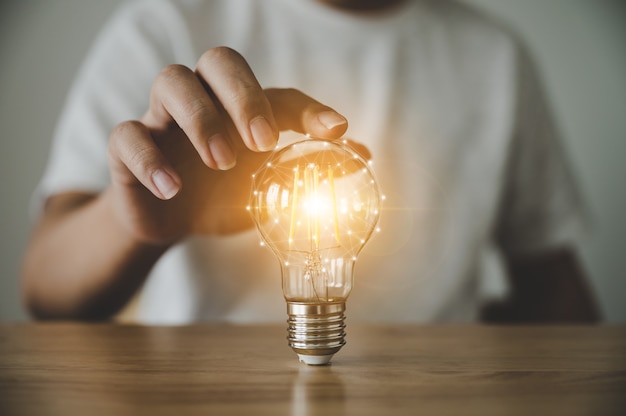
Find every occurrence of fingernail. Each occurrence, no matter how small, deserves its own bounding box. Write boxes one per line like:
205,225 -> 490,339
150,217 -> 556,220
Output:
152,169 -> 179,200
208,134 -> 236,170
250,117 -> 277,151
318,111 -> 347,130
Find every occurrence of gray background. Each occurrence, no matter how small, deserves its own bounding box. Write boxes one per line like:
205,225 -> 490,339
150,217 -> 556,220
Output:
1,1 -> 624,321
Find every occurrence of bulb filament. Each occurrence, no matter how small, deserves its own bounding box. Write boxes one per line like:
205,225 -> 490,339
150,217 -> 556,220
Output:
289,167 -> 300,247
303,250 -> 329,301
288,163 -> 341,251
327,165 -> 341,244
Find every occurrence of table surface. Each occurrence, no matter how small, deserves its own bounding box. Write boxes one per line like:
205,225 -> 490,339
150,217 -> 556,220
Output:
1,323 -> 625,416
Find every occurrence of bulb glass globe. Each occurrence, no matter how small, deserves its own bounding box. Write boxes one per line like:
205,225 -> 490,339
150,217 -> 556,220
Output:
249,138 -> 381,365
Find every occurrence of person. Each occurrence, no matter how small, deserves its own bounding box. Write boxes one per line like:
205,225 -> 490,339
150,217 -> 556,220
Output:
21,0 -> 599,323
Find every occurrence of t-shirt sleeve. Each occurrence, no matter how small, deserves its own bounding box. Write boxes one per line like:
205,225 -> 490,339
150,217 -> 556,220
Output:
494,43 -> 590,258
32,1 -> 192,214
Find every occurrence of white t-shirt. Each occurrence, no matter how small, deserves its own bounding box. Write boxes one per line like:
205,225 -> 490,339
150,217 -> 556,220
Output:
36,0 -> 587,323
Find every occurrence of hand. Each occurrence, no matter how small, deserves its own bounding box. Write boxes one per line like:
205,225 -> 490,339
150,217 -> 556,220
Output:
107,47 -> 349,244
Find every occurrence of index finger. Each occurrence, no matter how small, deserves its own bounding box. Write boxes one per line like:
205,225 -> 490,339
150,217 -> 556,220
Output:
196,47 -> 279,152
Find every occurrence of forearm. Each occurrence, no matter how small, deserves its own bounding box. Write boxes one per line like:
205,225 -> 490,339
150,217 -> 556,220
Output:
21,189 -> 169,320
508,248 -> 600,322
481,248 -> 601,323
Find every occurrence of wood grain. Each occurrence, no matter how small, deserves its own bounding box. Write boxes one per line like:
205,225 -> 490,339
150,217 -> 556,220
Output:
1,323 -> 625,415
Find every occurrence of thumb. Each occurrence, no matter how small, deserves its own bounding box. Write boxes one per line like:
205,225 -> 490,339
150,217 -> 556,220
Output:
264,88 -> 348,140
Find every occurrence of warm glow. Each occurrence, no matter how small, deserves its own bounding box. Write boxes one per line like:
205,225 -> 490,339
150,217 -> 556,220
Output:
249,138 -> 381,303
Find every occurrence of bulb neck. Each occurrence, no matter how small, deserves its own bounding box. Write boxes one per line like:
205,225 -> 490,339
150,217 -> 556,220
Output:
287,301 -> 346,365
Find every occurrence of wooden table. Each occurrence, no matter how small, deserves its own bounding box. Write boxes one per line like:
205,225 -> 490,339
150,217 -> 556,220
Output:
1,323 -> 625,415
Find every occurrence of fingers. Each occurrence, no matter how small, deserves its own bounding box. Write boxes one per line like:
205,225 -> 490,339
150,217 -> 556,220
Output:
142,64 -> 236,171
108,121 -> 181,200
196,47 -> 279,152
265,88 -> 348,139
142,47 -> 349,175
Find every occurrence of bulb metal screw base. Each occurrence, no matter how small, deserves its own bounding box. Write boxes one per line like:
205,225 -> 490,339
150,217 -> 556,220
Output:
287,301 -> 346,365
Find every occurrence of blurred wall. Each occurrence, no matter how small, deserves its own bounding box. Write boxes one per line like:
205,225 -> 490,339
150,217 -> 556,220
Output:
1,0 -> 624,321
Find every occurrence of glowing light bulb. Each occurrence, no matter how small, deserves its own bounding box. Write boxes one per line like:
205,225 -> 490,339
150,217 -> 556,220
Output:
249,138 -> 381,365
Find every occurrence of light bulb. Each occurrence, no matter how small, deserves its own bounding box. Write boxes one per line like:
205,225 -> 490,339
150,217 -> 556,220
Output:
249,138 -> 381,365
